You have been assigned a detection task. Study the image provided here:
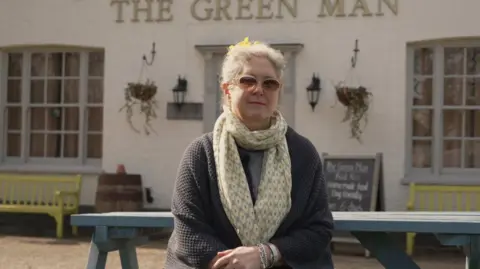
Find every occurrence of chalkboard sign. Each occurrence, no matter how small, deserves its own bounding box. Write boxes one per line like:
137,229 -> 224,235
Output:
322,153 -> 384,212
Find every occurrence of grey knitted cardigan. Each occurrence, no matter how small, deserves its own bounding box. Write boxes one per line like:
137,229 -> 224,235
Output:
164,127 -> 334,269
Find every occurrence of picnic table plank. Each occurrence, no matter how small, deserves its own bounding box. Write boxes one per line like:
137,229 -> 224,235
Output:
71,212 -> 174,228
71,211 -> 480,234
333,213 -> 480,234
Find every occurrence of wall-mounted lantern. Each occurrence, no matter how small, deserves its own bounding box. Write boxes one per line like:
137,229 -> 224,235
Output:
306,74 -> 321,111
172,76 -> 188,109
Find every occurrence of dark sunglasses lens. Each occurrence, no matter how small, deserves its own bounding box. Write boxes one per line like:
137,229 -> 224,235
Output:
239,77 -> 257,88
263,80 -> 280,90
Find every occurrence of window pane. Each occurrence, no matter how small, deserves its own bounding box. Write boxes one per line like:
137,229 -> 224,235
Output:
47,53 -> 63,77
88,79 -> 103,103
7,79 -> 21,103
7,107 -> 21,131
30,80 -> 44,103
414,48 -> 433,75
88,107 -> 103,131
30,108 -> 45,130
466,48 -> 480,75
64,107 -> 79,131
64,79 -> 79,103
466,78 -> 480,106
31,53 -> 46,77
443,110 -> 463,137
465,110 -> 480,137
444,78 -> 463,105
444,48 -> 464,75
87,134 -> 102,158
413,78 -> 433,106
46,108 -> 62,131
465,140 -> 480,168
46,134 -> 61,157
46,79 -> 61,104
412,109 -> 432,136
412,140 -> 431,168
6,133 -> 21,157
8,53 -> 23,77
65,52 -> 80,76
88,52 -> 104,77
443,140 -> 462,168
63,134 -> 79,158
30,133 -> 45,157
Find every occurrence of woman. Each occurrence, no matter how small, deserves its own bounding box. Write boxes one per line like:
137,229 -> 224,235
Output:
165,37 -> 334,269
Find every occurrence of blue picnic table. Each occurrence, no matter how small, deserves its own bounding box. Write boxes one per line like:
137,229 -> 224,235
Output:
71,211 -> 479,269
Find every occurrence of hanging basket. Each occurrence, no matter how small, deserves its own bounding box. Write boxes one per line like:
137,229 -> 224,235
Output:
127,81 -> 157,102
335,86 -> 370,107
119,79 -> 158,135
334,85 -> 373,143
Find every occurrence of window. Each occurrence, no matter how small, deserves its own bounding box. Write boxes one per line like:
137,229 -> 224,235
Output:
2,48 -> 104,166
409,44 -> 480,175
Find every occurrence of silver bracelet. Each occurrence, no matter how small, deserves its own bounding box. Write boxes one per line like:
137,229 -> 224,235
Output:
267,243 -> 281,265
257,244 -> 268,269
266,243 -> 276,266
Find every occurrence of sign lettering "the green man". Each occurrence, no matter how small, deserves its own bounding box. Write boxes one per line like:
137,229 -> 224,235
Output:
110,0 -> 398,23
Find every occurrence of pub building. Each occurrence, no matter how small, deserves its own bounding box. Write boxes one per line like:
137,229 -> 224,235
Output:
0,0 -> 478,214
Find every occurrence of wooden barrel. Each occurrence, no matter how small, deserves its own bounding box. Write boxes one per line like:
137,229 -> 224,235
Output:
94,173 -> 144,213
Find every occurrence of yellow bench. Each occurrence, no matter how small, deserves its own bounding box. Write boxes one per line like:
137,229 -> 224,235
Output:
406,183 -> 480,256
0,174 -> 82,238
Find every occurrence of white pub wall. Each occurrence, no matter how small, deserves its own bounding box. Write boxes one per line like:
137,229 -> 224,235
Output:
0,0 -> 478,210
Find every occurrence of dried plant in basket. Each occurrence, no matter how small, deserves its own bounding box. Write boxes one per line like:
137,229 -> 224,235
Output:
119,79 -> 158,135
334,84 -> 373,143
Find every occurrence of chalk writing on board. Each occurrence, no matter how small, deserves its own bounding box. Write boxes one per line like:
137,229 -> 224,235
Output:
339,200 -> 364,211
325,161 -> 370,174
323,158 -> 376,212
327,181 -> 369,202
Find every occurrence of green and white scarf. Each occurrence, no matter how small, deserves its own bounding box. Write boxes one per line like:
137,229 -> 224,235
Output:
213,109 -> 292,246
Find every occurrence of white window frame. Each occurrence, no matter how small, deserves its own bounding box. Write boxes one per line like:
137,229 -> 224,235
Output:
0,47 -> 103,170
406,39 -> 480,184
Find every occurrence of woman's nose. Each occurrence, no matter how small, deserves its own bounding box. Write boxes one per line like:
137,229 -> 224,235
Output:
251,82 -> 264,95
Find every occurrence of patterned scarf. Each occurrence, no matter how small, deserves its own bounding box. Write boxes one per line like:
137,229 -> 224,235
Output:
213,108 -> 292,246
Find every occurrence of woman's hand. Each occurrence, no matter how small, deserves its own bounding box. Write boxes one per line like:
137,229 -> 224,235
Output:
208,250 -> 232,269
211,246 -> 262,269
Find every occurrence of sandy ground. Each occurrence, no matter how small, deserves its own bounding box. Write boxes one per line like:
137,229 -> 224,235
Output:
0,235 -> 466,269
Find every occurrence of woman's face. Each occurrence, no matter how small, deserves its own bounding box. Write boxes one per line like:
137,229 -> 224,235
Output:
223,56 -> 281,130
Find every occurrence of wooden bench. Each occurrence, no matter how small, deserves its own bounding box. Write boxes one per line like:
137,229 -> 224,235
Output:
0,173 -> 82,238
406,183 -> 480,256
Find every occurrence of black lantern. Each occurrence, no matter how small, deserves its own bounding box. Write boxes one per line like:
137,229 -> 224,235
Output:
306,74 -> 321,111
172,75 -> 188,109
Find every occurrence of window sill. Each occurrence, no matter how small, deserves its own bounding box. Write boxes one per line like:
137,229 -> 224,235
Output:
0,164 -> 102,175
401,173 -> 480,185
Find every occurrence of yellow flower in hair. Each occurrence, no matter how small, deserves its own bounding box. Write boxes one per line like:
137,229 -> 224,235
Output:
227,37 -> 261,55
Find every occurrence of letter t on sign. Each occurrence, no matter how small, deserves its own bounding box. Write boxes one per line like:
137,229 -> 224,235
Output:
111,0 -> 130,23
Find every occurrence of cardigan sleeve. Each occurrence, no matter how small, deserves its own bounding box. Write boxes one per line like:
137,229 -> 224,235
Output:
170,138 -> 229,268
270,158 -> 334,266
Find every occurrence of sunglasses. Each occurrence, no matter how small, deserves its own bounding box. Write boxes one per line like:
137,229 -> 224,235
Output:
237,76 -> 281,92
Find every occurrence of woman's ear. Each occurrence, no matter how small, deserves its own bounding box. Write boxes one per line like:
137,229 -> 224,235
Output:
221,82 -> 230,95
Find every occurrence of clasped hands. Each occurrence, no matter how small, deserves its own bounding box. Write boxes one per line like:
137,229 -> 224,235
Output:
209,246 -> 263,269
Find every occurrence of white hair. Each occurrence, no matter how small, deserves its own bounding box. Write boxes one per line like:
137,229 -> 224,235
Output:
220,42 -> 286,84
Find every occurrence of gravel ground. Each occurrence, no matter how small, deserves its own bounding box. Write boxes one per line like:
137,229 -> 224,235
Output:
0,235 -> 465,269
